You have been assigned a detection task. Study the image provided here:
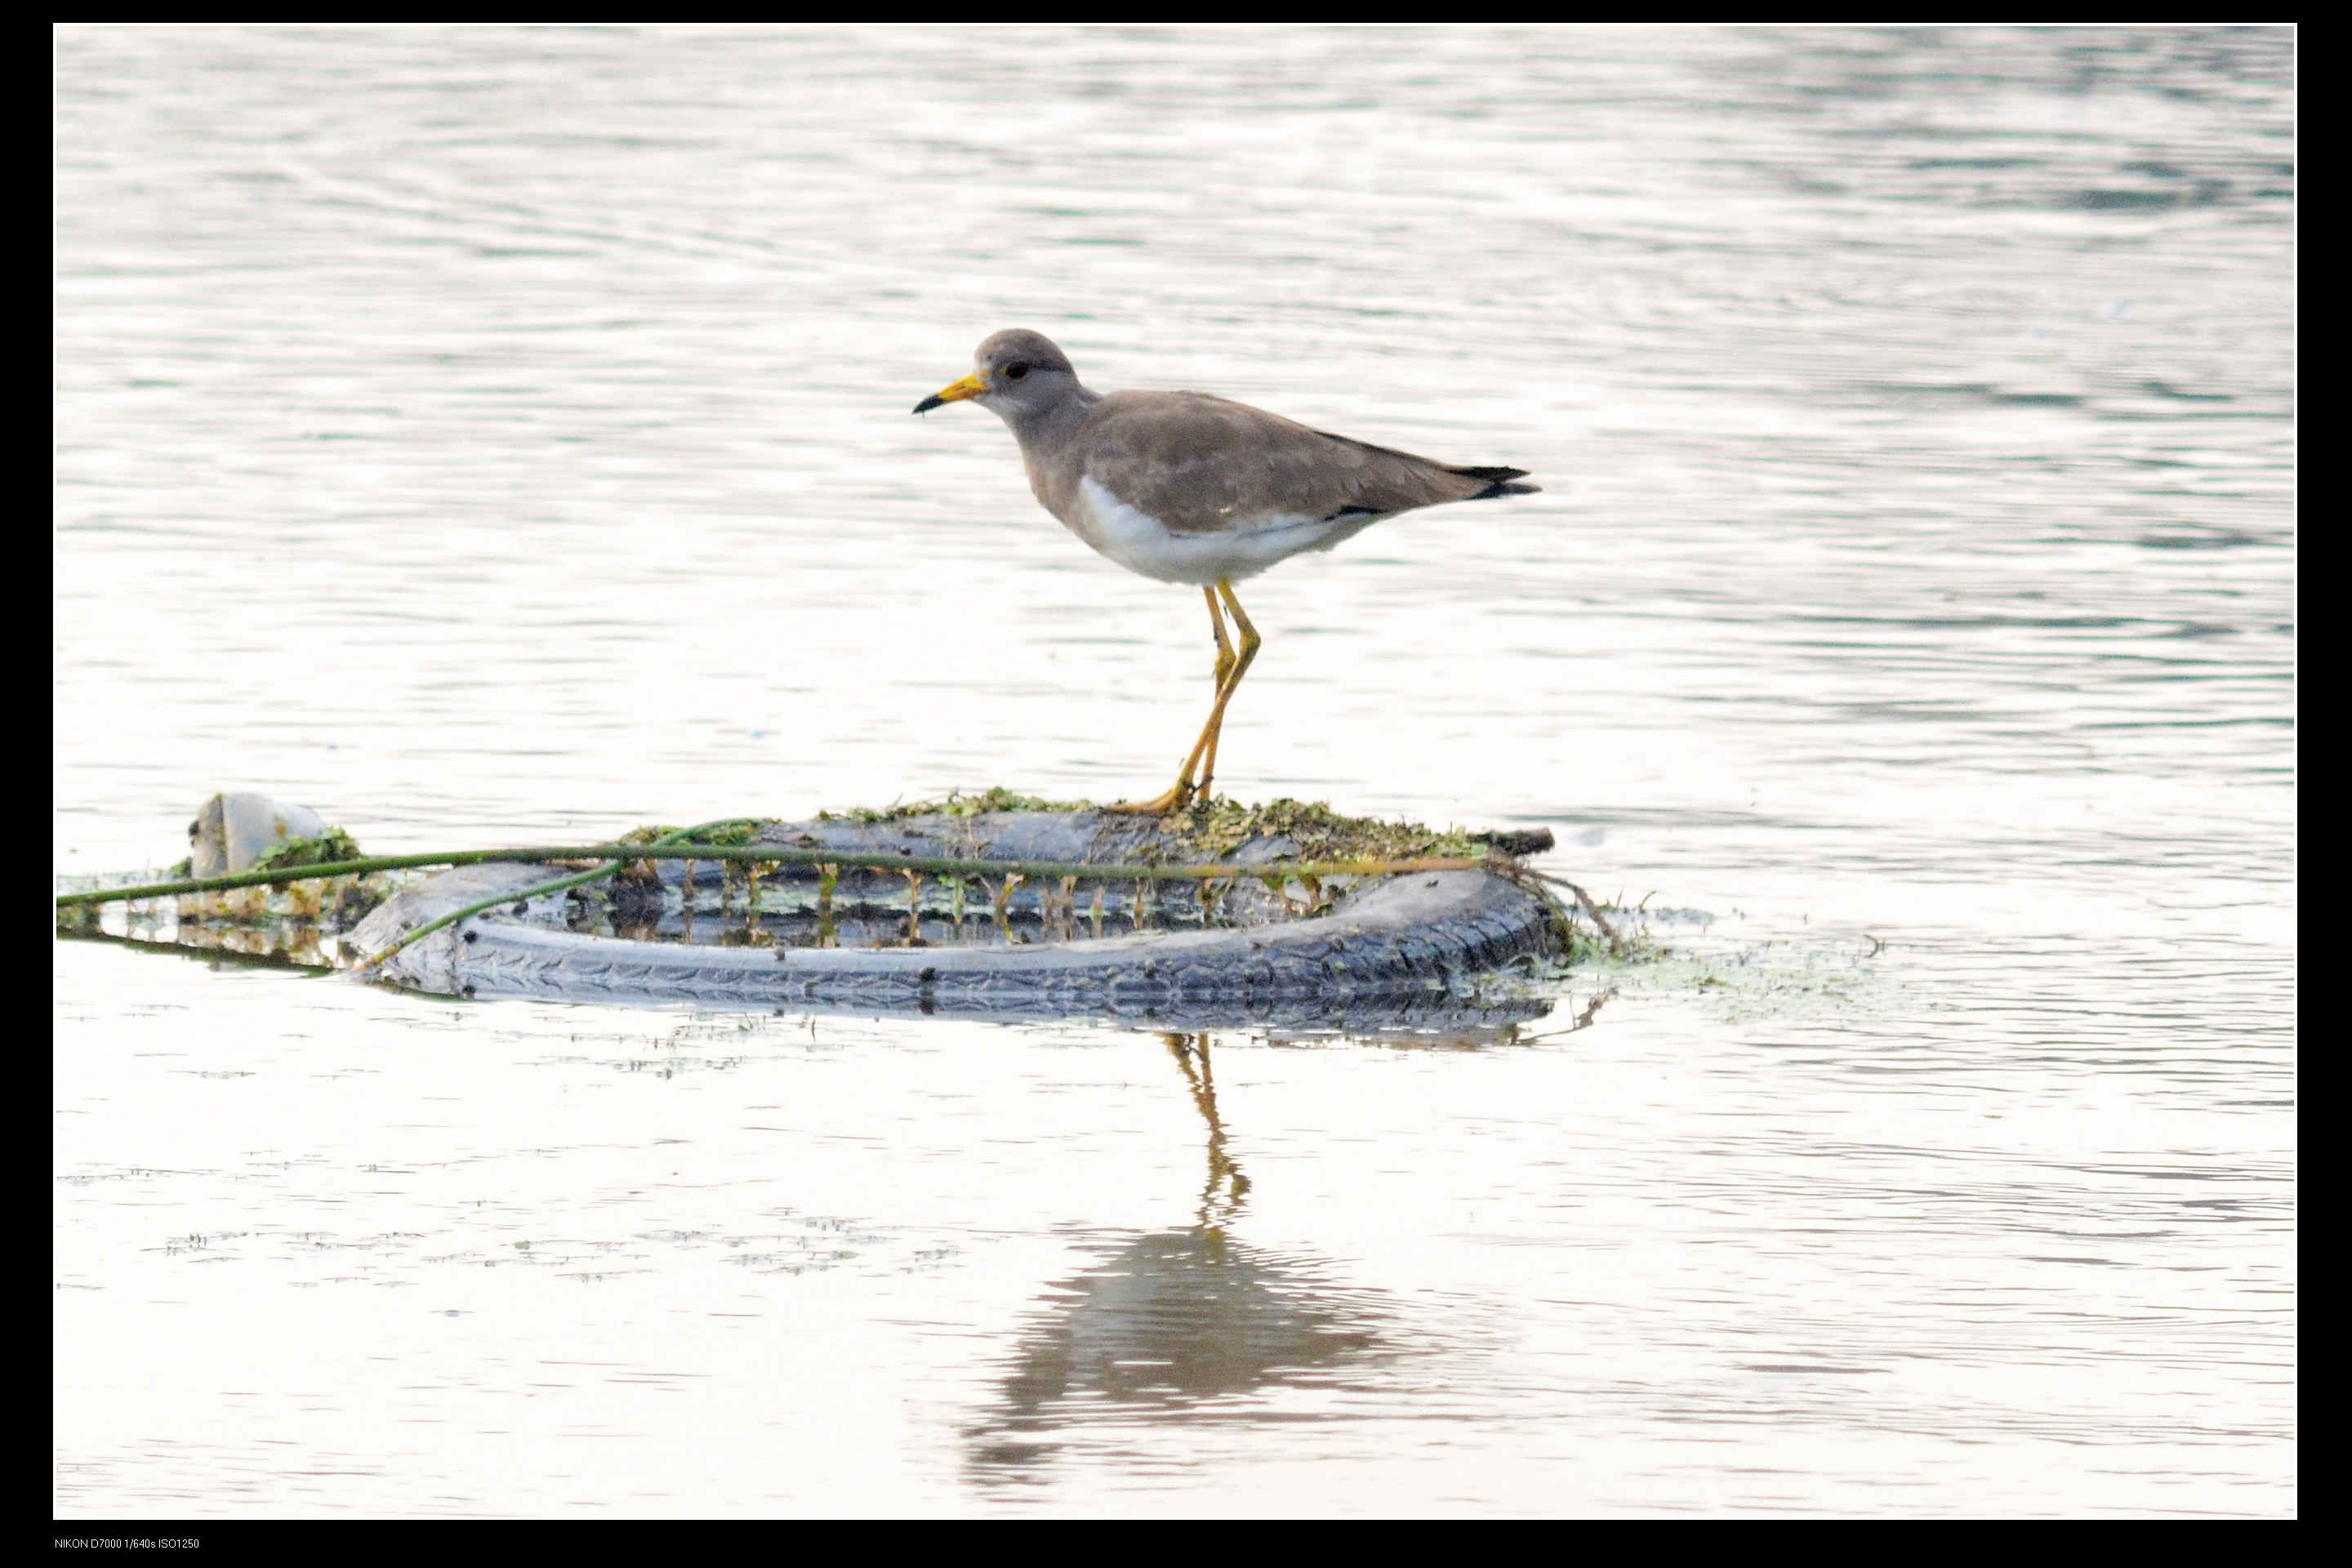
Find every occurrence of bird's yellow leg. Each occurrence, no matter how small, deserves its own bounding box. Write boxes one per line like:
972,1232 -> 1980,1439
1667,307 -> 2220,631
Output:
1205,584 -> 1237,692
1108,587 -> 1240,815
1192,579 -> 1261,802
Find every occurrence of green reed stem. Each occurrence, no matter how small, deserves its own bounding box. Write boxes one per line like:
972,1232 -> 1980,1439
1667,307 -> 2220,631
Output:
350,820 -> 764,969
59,843 -> 1500,910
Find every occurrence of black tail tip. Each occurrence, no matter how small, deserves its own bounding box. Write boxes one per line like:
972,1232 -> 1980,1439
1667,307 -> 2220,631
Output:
1456,464 -> 1538,499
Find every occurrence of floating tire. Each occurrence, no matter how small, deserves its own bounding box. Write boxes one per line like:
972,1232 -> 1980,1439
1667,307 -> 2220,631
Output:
349,809 -> 1569,1027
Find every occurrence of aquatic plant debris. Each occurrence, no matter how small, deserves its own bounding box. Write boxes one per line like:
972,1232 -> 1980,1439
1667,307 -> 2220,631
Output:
813,786 -> 1094,823
1175,795 -> 1490,863
807,789 -> 1493,861
590,794 -> 1629,969
42,790 -> 1912,1023
245,826 -> 365,878
58,792 -> 1762,992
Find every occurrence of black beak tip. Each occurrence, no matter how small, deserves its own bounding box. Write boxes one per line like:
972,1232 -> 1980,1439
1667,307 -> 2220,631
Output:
912,394 -> 945,415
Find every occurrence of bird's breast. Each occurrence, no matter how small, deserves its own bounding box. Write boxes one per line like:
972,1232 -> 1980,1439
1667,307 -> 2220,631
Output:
1067,475 -> 1366,586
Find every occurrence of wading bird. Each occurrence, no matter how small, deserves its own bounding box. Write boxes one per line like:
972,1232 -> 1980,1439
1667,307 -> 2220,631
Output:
915,329 -> 1539,813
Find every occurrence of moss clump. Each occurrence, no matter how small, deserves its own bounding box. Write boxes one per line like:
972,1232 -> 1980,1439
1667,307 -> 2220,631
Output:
617,822 -> 760,847
804,790 -> 1493,863
816,786 -> 1096,823
1174,795 -> 1487,863
246,826 -> 364,876
621,794 -> 1511,880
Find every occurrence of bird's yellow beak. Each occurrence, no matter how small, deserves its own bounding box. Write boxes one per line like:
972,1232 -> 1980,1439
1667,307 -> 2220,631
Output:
912,372 -> 988,414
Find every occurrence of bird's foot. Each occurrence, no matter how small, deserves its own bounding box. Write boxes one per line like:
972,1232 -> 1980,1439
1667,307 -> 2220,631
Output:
1106,779 -> 1197,816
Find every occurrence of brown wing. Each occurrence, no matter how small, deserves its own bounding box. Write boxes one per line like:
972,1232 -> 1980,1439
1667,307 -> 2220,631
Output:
1075,390 -> 1533,536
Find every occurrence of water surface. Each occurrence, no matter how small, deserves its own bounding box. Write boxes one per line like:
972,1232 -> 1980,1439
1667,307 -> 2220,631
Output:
55,24 -> 2293,1517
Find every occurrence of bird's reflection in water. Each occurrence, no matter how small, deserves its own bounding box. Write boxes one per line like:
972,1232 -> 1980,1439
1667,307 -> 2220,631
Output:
1168,1032 -> 1250,1225
964,1034 -> 1387,1483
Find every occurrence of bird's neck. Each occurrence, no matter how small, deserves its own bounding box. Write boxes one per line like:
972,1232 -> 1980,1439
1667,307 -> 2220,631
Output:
1000,383 -> 1102,451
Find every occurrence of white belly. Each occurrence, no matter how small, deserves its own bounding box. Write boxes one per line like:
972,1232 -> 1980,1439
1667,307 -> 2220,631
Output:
1071,475 -> 1388,586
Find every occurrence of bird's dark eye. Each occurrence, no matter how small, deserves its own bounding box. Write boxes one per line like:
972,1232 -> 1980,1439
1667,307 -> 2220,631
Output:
1003,361 -> 1031,381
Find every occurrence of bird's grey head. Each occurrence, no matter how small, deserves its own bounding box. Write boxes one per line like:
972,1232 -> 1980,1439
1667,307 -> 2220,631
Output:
912,328 -> 1085,422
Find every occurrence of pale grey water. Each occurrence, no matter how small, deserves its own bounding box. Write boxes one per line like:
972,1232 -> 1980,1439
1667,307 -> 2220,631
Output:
54,24 -> 2293,1517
